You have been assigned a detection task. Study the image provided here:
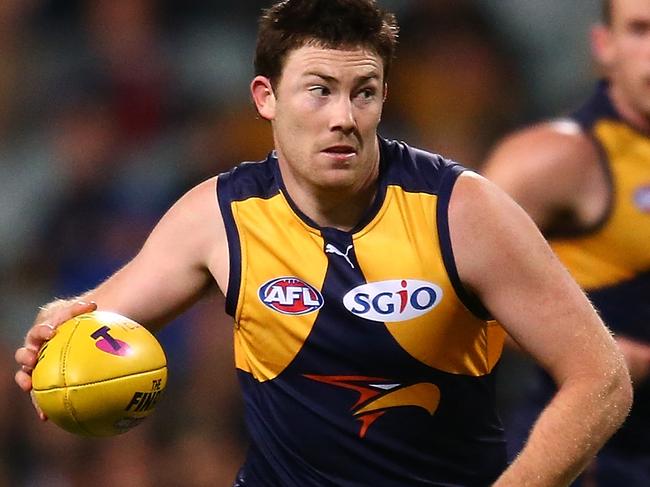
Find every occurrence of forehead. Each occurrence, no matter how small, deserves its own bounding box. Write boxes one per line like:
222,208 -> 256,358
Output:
611,0 -> 650,25
281,44 -> 384,81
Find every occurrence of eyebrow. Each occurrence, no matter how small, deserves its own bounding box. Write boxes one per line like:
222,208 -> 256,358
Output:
303,72 -> 381,85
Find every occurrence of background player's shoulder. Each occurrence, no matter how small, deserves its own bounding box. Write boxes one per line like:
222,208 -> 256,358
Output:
485,119 -> 599,181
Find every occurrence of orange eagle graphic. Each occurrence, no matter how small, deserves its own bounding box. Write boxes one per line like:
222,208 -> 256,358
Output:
304,375 -> 440,438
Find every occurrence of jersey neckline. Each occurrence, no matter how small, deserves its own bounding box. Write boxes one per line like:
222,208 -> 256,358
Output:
269,137 -> 389,236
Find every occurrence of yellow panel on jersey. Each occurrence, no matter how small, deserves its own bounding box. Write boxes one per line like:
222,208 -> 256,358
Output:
355,186 -> 504,376
551,119 -> 650,289
230,193 -> 328,382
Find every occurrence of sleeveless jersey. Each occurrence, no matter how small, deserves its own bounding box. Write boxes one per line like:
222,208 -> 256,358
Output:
217,137 -> 507,486
552,82 -> 650,453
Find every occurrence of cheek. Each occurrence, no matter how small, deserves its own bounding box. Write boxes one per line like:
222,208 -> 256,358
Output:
279,101 -> 322,133
618,54 -> 644,85
358,106 -> 383,133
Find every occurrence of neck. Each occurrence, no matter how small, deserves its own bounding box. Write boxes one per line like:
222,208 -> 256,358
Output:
279,155 -> 380,232
302,183 -> 378,231
609,83 -> 650,133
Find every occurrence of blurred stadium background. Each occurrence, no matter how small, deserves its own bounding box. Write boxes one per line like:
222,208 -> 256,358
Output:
0,0 -> 601,485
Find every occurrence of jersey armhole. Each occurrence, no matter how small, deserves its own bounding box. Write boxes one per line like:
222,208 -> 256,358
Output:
216,173 -> 242,318
436,166 -> 493,321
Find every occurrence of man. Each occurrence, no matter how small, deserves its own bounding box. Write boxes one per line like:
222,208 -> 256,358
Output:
483,0 -> 650,485
15,1 -> 631,486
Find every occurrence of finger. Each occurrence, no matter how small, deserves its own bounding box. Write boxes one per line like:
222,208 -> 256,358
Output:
66,300 -> 98,319
38,300 -> 98,334
30,390 -> 47,421
24,300 -> 97,350
24,323 -> 56,352
15,346 -> 38,369
15,369 -> 33,392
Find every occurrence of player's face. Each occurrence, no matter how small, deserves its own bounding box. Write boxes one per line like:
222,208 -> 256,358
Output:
600,0 -> 650,120
256,44 -> 385,192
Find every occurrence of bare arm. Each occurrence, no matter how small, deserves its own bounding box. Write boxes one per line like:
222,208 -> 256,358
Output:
449,173 -> 632,486
482,121 -> 604,231
15,176 -> 229,396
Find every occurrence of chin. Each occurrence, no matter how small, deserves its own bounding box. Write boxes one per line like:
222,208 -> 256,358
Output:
313,171 -> 357,190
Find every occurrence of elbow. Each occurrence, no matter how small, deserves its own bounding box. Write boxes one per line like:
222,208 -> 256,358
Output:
620,371 -> 634,418
609,360 -> 633,428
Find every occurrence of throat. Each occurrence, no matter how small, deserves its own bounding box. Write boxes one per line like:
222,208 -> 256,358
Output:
300,186 -> 378,231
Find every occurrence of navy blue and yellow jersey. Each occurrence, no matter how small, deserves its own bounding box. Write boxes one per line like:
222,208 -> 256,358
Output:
217,137 -> 507,486
549,81 -> 650,454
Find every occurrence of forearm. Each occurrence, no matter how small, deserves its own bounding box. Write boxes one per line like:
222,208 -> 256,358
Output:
494,369 -> 632,486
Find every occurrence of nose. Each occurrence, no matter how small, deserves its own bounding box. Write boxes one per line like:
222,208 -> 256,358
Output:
329,95 -> 356,133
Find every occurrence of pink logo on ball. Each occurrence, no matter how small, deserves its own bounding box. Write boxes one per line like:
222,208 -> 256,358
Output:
91,326 -> 132,356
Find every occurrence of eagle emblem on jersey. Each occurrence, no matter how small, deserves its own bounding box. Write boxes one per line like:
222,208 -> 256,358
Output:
304,375 -> 440,438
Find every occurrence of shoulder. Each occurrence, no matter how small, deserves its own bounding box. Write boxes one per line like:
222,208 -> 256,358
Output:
447,172 -> 512,234
149,176 -> 223,248
447,172 -> 552,294
380,137 -> 463,194
484,120 -> 599,182
172,176 -> 219,218
482,120 -> 604,229
216,158 -> 278,202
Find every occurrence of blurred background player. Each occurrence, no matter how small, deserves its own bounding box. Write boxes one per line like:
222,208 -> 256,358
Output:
484,0 -> 650,485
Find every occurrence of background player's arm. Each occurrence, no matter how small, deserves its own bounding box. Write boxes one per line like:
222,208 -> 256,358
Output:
15,176 -> 228,395
449,173 -> 632,487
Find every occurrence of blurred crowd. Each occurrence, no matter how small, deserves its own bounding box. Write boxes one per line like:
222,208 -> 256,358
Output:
0,0 -> 601,485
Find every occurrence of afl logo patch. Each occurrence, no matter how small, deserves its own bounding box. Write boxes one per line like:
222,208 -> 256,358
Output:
634,185 -> 650,213
259,277 -> 324,315
343,279 -> 442,322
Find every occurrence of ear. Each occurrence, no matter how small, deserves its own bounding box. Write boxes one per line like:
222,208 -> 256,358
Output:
251,76 -> 276,121
591,24 -> 614,70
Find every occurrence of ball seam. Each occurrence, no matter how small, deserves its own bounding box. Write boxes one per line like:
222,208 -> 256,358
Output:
31,366 -> 167,391
62,316 -> 92,435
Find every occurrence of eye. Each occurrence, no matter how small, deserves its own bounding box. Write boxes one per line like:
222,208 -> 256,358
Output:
627,20 -> 650,36
309,86 -> 330,97
355,87 -> 377,101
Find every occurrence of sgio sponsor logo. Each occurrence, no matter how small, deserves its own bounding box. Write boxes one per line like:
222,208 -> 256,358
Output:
259,277 -> 324,315
343,279 -> 442,322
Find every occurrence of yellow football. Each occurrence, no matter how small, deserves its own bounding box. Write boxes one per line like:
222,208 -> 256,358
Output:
31,311 -> 167,437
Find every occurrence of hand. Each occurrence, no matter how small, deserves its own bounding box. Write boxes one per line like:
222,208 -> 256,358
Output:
14,300 -> 97,420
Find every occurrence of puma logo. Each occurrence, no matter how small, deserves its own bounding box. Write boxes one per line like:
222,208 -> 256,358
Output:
325,243 -> 355,269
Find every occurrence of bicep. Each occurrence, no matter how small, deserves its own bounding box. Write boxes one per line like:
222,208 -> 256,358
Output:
449,173 -> 619,383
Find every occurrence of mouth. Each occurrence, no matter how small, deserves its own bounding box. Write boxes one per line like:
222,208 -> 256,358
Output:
321,145 -> 357,161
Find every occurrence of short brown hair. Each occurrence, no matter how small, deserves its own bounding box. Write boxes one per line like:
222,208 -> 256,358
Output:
254,0 -> 399,84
